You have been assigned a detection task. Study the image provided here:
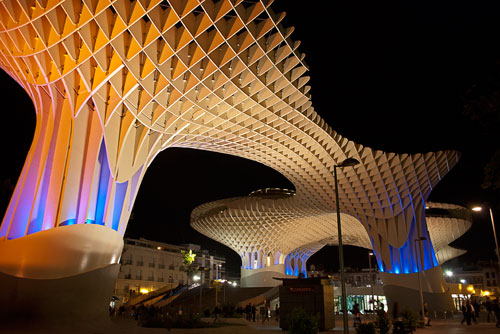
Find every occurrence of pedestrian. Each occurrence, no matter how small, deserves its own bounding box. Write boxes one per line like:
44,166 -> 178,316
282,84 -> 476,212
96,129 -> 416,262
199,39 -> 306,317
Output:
470,299 -> 478,324
423,302 -> 431,326
460,300 -> 467,325
472,298 -> 480,321
465,299 -> 473,325
352,302 -> 361,327
486,298 -> 494,323
245,303 -> 251,321
262,300 -> 270,323
252,303 -> 256,322
376,302 -> 386,319
492,299 -> 500,328
213,304 -> 221,324
275,304 -> 280,322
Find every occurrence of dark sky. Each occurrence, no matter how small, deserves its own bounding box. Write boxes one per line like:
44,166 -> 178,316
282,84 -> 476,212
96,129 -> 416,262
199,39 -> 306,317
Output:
1,0 -> 500,277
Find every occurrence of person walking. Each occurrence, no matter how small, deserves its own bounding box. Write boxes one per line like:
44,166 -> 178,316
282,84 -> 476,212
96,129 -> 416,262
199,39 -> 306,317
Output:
470,300 -> 478,324
262,300 -> 270,323
245,303 -> 251,321
423,302 -> 431,326
213,304 -> 221,324
251,303 -> 256,322
460,300 -> 467,325
492,299 -> 500,328
465,299 -> 474,325
486,298 -> 494,323
472,298 -> 481,321
352,302 -> 361,328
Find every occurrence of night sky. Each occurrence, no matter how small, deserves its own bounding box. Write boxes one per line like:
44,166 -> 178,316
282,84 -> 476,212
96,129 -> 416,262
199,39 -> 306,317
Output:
1,0 -> 499,277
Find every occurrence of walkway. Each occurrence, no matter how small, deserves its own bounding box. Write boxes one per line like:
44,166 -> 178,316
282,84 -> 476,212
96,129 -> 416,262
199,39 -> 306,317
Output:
4,317 -> 500,333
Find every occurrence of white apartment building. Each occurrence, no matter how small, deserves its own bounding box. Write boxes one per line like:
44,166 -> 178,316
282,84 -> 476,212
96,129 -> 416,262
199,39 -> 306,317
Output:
114,238 -> 225,302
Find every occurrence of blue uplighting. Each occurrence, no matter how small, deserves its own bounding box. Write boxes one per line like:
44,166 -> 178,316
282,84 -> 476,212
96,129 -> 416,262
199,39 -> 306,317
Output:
59,219 -> 76,226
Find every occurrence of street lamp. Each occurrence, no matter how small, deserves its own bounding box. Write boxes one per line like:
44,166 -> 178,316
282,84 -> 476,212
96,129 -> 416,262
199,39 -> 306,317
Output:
334,157 -> 360,334
414,237 -> 427,323
193,275 -> 202,314
368,252 -> 375,315
472,206 -> 500,277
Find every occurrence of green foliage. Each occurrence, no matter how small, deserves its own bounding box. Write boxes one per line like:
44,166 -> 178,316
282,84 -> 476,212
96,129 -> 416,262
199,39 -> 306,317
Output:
376,312 -> 391,334
355,322 -> 376,334
400,310 -> 418,333
180,249 -> 199,279
181,249 -> 196,266
288,307 -> 319,334
392,320 -> 406,334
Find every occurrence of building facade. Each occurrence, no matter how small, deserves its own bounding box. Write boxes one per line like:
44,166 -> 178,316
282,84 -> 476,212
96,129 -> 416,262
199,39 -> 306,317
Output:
115,238 -> 225,303
443,260 -> 499,296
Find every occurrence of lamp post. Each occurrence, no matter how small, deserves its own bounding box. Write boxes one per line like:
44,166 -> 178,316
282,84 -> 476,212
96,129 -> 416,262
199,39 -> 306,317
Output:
193,275 -> 201,314
472,207 -> 500,277
414,237 -> 427,322
368,252 -> 374,315
334,157 -> 360,334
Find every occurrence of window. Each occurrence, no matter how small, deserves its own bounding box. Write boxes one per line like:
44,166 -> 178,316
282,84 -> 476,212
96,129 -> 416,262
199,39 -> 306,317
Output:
486,272 -> 490,279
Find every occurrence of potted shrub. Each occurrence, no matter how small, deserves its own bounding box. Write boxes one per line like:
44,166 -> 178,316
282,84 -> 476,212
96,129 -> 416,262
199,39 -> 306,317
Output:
355,322 -> 376,334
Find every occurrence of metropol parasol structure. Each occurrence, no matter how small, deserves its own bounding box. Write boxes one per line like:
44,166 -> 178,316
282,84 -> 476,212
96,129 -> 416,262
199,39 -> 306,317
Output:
0,0 -> 470,322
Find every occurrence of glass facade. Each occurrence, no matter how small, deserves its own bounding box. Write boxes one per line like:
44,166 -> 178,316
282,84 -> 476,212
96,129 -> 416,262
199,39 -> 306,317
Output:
335,295 -> 387,314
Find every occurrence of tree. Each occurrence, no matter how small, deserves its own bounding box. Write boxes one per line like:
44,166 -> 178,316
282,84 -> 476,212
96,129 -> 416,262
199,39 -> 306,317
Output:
181,249 -> 199,284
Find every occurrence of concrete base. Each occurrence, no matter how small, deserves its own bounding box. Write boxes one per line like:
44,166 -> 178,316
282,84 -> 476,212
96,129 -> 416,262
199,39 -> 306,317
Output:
241,264 -> 295,287
381,265 -> 454,315
0,263 -> 120,330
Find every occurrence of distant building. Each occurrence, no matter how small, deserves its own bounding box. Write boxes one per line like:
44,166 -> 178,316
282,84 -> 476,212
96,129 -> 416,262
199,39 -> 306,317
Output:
114,238 -> 225,302
443,259 -> 499,299
308,264 -> 385,313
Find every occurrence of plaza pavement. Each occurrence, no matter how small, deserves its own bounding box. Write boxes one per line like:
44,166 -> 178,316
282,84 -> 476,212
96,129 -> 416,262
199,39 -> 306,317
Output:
3,316 -> 500,333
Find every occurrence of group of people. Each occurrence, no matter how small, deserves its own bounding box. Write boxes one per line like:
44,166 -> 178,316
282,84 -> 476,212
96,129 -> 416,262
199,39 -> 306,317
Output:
461,297 -> 500,326
244,302 -> 257,321
242,300 -> 279,323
